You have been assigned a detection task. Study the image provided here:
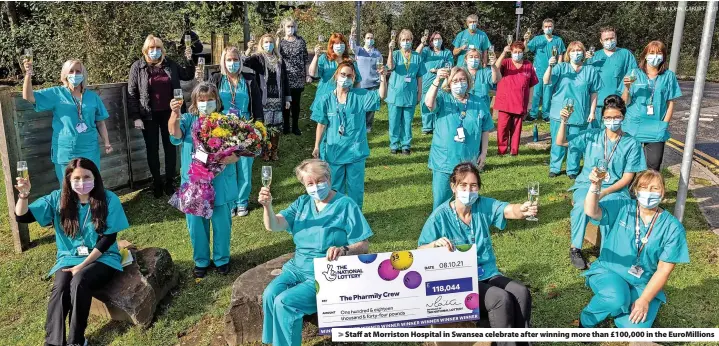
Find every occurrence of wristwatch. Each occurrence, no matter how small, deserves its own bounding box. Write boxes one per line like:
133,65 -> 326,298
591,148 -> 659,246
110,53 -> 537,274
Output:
18,192 -> 29,199
341,246 -> 350,255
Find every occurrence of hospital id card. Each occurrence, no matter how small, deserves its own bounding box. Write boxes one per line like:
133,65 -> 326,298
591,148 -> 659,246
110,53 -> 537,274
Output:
404,76 -> 412,83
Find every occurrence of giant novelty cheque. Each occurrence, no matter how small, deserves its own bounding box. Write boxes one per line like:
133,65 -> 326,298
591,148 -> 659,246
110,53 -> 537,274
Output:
314,245 -> 480,334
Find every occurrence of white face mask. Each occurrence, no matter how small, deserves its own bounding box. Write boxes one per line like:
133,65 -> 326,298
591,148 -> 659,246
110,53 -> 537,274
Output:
285,26 -> 295,35
457,190 -> 479,206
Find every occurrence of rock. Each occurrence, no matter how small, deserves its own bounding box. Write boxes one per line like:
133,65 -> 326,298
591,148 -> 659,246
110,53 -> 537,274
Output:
90,247 -> 178,327
525,140 -> 551,151
584,223 -> 602,247
224,253 -> 319,346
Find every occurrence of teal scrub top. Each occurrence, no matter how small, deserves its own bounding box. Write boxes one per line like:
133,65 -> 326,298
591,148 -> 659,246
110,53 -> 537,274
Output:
452,29 -> 491,68
586,48 -> 638,106
470,67 -> 494,101
310,54 -> 362,112
218,75 -> 250,119
170,113 -> 239,206
569,129 -> 647,190
29,189 -> 128,276
620,69 -> 682,143
310,88 -> 380,165
418,197 -> 509,281
33,86 -> 110,165
527,35 -> 567,73
386,50 -> 427,107
420,47 -> 454,94
279,192 -> 373,276
548,63 -> 603,125
422,91 -> 494,173
586,198 -> 690,303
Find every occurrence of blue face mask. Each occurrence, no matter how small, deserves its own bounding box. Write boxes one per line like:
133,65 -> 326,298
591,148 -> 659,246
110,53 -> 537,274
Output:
467,58 -> 480,69
333,44 -> 345,54
67,73 -> 84,88
197,100 -> 217,115
451,81 -> 468,95
433,39 -> 443,48
544,27 -> 553,35
570,51 -> 584,63
337,76 -> 353,89
646,54 -> 664,67
468,23 -> 478,31
457,190 -> 479,206
148,48 -> 162,60
512,53 -> 524,62
604,118 -> 623,131
603,39 -> 617,50
636,191 -> 662,209
263,42 -> 274,52
400,41 -> 412,50
365,39 -> 375,47
306,182 -> 330,201
225,61 -> 241,73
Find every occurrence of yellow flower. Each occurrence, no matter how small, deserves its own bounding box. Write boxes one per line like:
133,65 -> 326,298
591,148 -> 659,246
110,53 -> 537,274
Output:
211,127 -> 231,138
210,112 -> 224,121
254,121 -> 268,138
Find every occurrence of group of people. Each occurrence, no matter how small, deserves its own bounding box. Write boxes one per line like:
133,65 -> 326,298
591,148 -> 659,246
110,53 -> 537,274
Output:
15,14 -> 689,346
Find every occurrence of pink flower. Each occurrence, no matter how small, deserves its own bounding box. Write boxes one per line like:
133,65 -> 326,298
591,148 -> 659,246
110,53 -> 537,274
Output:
208,138 -> 222,149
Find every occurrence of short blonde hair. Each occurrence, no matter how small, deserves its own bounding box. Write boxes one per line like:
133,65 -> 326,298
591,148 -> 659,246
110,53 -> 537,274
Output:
294,159 -> 331,184
219,46 -> 243,76
564,41 -> 586,62
467,14 -> 479,22
60,59 -> 88,89
398,29 -> 413,42
441,67 -> 474,94
142,35 -> 165,63
188,82 -> 222,115
630,170 -> 666,197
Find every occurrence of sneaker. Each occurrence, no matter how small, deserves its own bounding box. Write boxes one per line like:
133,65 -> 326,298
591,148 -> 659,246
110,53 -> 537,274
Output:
217,263 -> 230,275
390,149 -> 399,154
193,266 -> 209,278
230,207 -> 238,217
292,129 -> 302,136
549,172 -> 558,178
570,248 -> 588,270
422,130 -> 432,135
237,206 -> 249,217
401,149 -> 411,156
568,174 -> 577,180
152,184 -> 164,198
164,183 -> 176,197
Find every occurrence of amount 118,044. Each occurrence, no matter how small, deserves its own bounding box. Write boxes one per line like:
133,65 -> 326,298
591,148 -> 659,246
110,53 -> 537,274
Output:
430,284 -> 462,293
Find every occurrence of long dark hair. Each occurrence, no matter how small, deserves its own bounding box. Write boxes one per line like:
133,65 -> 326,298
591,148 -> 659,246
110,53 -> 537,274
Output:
59,158 -> 108,238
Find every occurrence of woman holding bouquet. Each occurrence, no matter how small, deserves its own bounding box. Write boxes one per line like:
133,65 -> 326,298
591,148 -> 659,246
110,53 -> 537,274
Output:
169,83 -> 240,278
210,46 -> 262,217
311,61 -> 388,209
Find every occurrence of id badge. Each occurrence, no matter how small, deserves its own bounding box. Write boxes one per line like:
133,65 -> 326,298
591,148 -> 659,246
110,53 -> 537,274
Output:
77,246 -> 90,256
227,107 -> 239,116
193,148 -> 209,163
456,127 -> 466,139
628,265 -> 644,278
75,122 -> 88,133
468,45 -> 476,49
338,124 -> 345,136
647,105 -> 654,115
404,76 -> 412,83
454,135 -> 465,143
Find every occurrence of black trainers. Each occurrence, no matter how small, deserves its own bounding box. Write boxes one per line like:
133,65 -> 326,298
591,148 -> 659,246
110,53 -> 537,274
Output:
193,266 -> 209,278
390,149 -> 399,154
217,263 -> 230,275
568,174 -> 577,180
152,184 -> 164,198
549,172 -> 558,178
570,248 -> 588,270
401,149 -> 411,155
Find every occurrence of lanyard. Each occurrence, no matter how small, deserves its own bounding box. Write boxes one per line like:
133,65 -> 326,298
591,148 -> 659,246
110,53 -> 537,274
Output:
454,97 -> 469,126
226,75 -> 240,107
70,89 -> 84,122
648,77 -> 657,103
634,205 -> 661,261
402,52 -> 411,72
334,91 -> 348,128
452,202 -> 476,242
604,132 -> 623,163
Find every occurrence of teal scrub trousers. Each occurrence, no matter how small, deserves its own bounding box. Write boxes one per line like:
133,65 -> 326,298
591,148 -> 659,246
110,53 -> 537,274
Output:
529,77 -> 553,120
186,203 -> 232,268
432,170 -> 453,210
581,270 -> 662,328
235,157 -> 254,208
262,264 -> 317,346
549,120 -> 586,175
329,160 -> 366,209
570,187 -> 629,249
388,104 -> 415,150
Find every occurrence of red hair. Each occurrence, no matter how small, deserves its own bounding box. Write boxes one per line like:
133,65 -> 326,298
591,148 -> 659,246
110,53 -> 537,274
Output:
327,33 -> 350,61
510,41 -> 525,51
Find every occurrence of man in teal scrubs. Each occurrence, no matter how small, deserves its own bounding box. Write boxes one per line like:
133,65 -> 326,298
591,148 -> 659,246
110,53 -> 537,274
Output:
525,18 -> 566,121
452,14 -> 492,68
586,27 -> 638,128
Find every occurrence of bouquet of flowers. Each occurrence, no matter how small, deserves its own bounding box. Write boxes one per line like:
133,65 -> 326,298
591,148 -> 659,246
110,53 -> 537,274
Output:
169,112 -> 269,219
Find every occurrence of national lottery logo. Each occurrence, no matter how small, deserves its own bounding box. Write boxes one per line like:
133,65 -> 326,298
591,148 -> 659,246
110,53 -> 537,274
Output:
321,263 -> 364,282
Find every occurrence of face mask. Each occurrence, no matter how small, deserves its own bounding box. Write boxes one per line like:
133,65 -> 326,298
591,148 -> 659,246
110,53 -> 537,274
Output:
433,39 -> 443,48
468,23 -> 477,31
544,27 -> 553,35
333,43 -> 345,54
570,51 -> 584,63
148,49 -> 162,60
225,61 -> 241,73
604,118 -> 623,131
451,81 -> 468,95
71,180 -> 94,195
603,39 -> 617,50
636,191 -> 662,209
67,73 -> 84,88
197,100 -> 217,115
512,52 -> 524,62
457,190 -> 479,206
646,54 -> 664,67
285,27 -> 295,35
467,58 -> 480,69
306,182 -> 330,201
337,76 -> 353,89
400,41 -> 412,50
365,38 -> 375,47
263,42 -> 274,52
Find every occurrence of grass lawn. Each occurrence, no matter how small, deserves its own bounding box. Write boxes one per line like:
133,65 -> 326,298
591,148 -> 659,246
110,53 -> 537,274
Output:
1,84 -> 718,346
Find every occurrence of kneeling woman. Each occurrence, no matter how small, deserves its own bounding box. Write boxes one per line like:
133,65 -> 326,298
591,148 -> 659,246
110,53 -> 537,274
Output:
418,162 -> 536,334
169,83 -> 240,278
14,158 -> 129,346
311,61 -> 387,209
259,159 -> 372,346
581,169 -> 689,328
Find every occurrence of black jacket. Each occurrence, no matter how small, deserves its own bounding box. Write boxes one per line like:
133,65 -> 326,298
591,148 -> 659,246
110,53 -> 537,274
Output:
128,57 -> 196,121
208,70 -> 264,123
244,54 -> 291,105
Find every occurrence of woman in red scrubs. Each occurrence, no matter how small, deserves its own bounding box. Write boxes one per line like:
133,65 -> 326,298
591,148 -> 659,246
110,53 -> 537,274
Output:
494,41 -> 539,156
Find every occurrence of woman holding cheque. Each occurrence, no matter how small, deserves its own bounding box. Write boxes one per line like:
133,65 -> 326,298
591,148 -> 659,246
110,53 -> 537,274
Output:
417,162 -> 536,335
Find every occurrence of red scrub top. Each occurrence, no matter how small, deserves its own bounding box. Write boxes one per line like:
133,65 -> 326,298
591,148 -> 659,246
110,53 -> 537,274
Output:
494,58 -> 539,115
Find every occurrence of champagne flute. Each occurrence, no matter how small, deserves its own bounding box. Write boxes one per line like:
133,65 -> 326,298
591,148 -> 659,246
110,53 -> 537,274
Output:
563,98 -> 575,116
551,46 -> 558,58
525,28 -> 532,38
595,159 -> 608,181
527,182 -> 539,222
629,69 -> 637,82
488,45 -> 496,60
197,57 -> 205,81
506,34 -> 513,46
261,166 -> 272,188
588,46 -> 595,56
184,34 -> 191,47
423,29 -> 430,44
390,30 -> 397,40
173,89 -> 184,104
17,161 -> 29,180
22,48 -> 34,76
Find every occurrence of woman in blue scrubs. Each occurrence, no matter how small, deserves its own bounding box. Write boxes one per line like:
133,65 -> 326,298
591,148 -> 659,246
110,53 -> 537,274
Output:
308,33 -> 362,116
416,31 -> 454,134
544,41 -> 602,179
311,61 -> 387,209
169,83 -> 240,278
621,40 -> 681,172
424,67 -> 494,209
581,169 -> 689,328
386,29 -> 426,155
465,48 -> 499,106
555,95 -> 646,269
22,59 -> 113,184
14,158 -> 128,346
418,162 -> 536,335
259,159 -> 372,346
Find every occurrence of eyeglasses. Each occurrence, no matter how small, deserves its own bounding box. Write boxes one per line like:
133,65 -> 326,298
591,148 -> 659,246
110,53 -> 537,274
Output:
338,72 -> 355,79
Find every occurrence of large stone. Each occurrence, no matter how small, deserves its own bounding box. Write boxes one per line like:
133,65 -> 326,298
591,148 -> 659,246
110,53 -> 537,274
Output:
224,253 -> 320,346
90,247 -> 178,327
584,223 -> 601,247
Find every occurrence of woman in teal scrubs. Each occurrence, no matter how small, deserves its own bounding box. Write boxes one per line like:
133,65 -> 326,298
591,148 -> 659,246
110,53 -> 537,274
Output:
14,158 -> 128,346
621,40 -> 681,172
416,31 -> 454,134
418,162 -> 536,334
169,83 -> 240,278
22,59 -> 113,184
259,159 -> 372,346
555,95 -> 646,269
311,62 -> 387,209
581,169 -> 689,328
209,46 -> 262,217
386,29 -> 427,155
424,67 -> 494,209
544,41 -> 602,179
308,33 -> 362,116
465,48 -> 499,106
